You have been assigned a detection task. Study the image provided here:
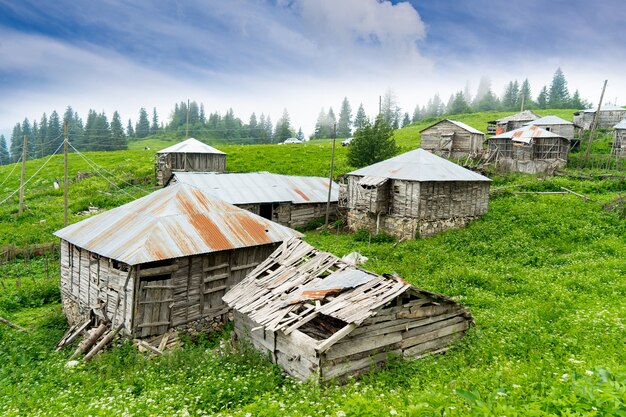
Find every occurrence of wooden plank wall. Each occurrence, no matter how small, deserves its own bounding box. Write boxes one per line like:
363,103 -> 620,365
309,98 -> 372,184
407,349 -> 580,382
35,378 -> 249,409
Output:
417,181 -> 490,221
347,176 -> 389,214
420,121 -> 483,155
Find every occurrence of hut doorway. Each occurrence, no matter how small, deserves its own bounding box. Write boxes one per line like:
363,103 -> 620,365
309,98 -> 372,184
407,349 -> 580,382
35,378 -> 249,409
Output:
259,204 -> 273,220
136,275 -> 173,338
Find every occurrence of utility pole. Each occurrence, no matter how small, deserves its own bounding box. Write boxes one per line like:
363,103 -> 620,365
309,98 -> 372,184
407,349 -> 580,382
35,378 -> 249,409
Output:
584,80 -> 607,166
18,135 -> 28,217
325,123 -> 337,226
64,119 -> 69,227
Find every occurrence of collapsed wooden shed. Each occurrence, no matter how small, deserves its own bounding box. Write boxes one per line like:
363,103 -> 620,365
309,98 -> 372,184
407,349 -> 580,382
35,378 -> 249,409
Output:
419,119 -> 485,158
155,138 -> 226,186
223,239 -> 473,383
343,149 -> 491,239
612,120 -> 626,156
168,172 -> 339,228
573,104 -> 626,130
488,125 -> 571,174
488,110 -> 540,135
53,183 -> 301,339
523,115 -> 576,141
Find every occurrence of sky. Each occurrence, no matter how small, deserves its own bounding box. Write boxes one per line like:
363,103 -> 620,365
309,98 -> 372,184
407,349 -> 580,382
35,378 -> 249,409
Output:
1,0 -> 625,142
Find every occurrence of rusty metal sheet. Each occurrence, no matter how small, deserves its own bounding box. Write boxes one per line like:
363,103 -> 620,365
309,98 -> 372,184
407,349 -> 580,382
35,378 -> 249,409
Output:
491,125 -> 564,144
157,138 -> 226,155
53,183 -> 301,265
286,269 -> 377,304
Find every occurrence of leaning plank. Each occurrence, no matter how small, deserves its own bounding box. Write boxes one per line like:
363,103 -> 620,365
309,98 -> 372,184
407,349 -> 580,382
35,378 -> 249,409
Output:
69,323 -> 108,360
316,323 -> 358,353
136,340 -> 163,355
83,323 -> 124,362
56,318 -> 92,351
400,320 -> 469,350
0,315 -> 30,333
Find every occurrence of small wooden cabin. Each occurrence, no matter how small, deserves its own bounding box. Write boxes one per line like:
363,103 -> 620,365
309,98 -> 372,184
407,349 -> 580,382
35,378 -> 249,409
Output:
223,239 -> 473,383
343,149 -> 491,239
612,120 -> 626,156
53,183 -> 301,339
573,104 -> 626,130
488,125 -> 571,174
488,110 -> 540,134
419,119 -> 485,158
168,172 -> 339,228
155,138 -> 226,186
523,115 -> 576,141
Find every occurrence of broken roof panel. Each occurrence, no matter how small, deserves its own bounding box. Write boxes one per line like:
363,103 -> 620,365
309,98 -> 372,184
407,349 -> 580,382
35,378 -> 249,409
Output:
157,138 -> 226,155
347,148 -> 491,182
54,183 -> 301,265
170,172 -> 337,204
490,124 -> 564,144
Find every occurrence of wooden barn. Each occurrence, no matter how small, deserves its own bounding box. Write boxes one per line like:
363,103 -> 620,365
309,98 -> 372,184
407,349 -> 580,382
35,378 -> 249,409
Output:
53,183 -> 301,339
573,104 -> 626,130
155,138 -> 226,186
612,120 -> 626,156
488,125 -> 571,174
223,239 -> 473,383
168,172 -> 339,228
419,119 -> 485,158
343,149 -> 491,239
523,115 -> 576,141
488,110 -> 540,134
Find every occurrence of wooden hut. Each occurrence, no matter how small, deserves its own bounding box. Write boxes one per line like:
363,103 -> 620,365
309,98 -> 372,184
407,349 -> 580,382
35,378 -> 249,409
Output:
223,239 -> 473,383
523,115 -> 576,141
488,125 -> 571,174
343,149 -> 491,239
573,104 -> 626,130
419,119 -> 485,158
488,110 -> 540,134
168,172 -> 339,228
53,183 -> 301,339
155,138 -> 226,186
612,120 -> 626,156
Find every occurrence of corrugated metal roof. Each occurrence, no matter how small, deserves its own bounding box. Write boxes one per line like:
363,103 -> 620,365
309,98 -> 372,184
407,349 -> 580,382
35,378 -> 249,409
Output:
614,120 -> 626,129
581,104 -> 626,113
420,119 -> 484,135
490,125 -> 564,144
496,110 -> 541,124
524,115 -> 573,126
347,148 -> 491,182
53,183 -> 301,265
157,138 -> 226,155
170,172 -> 338,204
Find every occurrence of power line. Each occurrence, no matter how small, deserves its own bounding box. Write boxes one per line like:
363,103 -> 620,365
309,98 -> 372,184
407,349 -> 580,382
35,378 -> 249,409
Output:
0,154 -> 22,188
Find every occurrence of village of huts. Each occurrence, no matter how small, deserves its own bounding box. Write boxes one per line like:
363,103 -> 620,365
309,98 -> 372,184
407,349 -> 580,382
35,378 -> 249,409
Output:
223,238 -> 473,382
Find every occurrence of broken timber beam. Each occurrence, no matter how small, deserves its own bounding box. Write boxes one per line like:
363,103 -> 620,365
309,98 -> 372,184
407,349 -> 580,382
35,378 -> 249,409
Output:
0,315 -> 29,333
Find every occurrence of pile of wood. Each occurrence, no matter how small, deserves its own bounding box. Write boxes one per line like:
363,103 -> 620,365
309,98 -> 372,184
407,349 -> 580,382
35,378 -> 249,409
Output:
57,318 -> 124,363
135,330 -> 180,356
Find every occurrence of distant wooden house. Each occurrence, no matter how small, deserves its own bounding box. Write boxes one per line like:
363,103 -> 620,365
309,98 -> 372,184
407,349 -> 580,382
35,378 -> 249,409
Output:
419,119 -> 485,158
488,110 -> 540,134
155,138 -> 226,186
343,149 -> 491,239
168,172 -> 339,228
573,104 -> 626,130
488,125 -> 571,174
612,120 -> 626,156
54,183 -> 300,339
523,115 -> 576,141
224,239 -> 473,383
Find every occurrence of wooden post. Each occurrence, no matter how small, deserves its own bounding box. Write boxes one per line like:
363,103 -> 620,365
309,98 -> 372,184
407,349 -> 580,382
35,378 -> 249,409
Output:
64,119 -> 69,227
584,80 -> 607,166
18,135 -> 28,217
325,123 -> 337,226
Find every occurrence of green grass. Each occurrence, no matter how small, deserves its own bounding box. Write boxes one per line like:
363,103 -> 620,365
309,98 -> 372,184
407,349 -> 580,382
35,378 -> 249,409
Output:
2,109 -> 626,415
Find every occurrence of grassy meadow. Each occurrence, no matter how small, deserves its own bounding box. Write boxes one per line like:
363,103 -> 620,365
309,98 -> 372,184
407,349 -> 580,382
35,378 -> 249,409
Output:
2,110 -> 626,415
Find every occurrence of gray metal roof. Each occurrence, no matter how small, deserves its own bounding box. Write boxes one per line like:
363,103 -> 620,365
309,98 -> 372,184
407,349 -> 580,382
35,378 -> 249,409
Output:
157,138 -> 226,155
524,115 -> 573,126
614,120 -> 626,129
490,125 -> 564,144
54,183 -> 301,265
580,104 -> 626,113
347,148 -> 491,182
420,119 -> 484,135
496,110 -> 541,124
170,172 -> 338,205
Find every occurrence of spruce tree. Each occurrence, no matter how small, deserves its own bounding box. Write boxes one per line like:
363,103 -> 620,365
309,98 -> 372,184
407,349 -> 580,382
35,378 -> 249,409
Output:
46,111 -> 62,155
9,123 -> 22,162
111,111 -> 127,150
296,127 -> 305,141
274,109 -> 293,142
36,113 -> 48,158
537,86 -> 548,109
336,97 -> 352,138
354,104 -> 368,130
347,115 -> 399,168
519,79 -> 533,109
126,119 -> 135,138
411,104 -> 423,122
135,108 -> 150,138
0,135 -> 9,165
402,112 -> 411,127
151,108 -> 159,134
21,118 -> 34,156
548,68 -> 570,108
314,108 -> 330,139
448,91 -> 471,115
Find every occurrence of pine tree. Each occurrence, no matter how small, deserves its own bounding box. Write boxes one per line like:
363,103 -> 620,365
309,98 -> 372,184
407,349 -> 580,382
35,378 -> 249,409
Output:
570,90 -> 589,109
347,115 -> 399,168
548,68 -> 570,108
151,108 -> 159,134
46,111 -> 62,155
83,110 -> 98,150
94,112 -> 111,151
36,113 -> 48,158
336,97 -> 352,138
265,116 -> 273,143
248,112 -> 259,140
502,81 -> 520,110
135,108 -> 150,138
21,118 -> 34,156
476,90 -> 499,111
401,112 -> 411,127
9,123 -> 22,162
296,127 -> 305,141
519,79 -> 533,109
314,108 -> 330,139
354,104 -> 368,131
411,105 -> 423,122
448,91 -> 471,115
111,111 -> 127,150
537,86 -> 548,109
472,77 -> 492,108
126,119 -> 135,138
258,113 -> 268,143
0,135 -> 9,166
274,109 -> 293,142
381,90 -> 400,128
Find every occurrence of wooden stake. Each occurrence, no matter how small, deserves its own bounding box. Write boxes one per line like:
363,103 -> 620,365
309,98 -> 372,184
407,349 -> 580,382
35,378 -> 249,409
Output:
18,135 -> 28,217
584,80 -> 608,166
64,119 -> 69,227
325,123 -> 337,226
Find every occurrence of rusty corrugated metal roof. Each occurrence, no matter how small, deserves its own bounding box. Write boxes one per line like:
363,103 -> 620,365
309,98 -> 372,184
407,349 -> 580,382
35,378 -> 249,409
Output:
490,125 -> 565,144
53,183 -> 301,265
157,138 -> 226,155
170,172 -> 338,204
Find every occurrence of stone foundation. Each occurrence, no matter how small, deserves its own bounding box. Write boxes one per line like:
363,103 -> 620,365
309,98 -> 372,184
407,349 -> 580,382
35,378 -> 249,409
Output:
61,294 -> 91,327
496,158 -> 566,175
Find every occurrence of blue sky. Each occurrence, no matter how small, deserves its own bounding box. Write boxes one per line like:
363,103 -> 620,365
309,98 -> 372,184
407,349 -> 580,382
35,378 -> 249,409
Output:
0,0 -> 624,140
